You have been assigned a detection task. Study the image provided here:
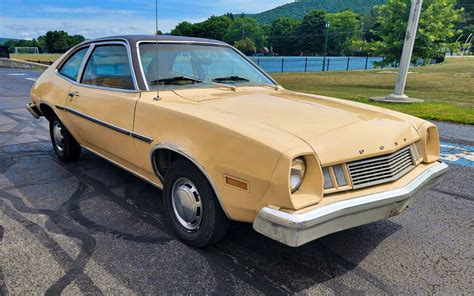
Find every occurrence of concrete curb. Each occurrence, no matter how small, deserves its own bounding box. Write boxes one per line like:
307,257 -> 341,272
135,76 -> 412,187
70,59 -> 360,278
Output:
0,58 -> 49,69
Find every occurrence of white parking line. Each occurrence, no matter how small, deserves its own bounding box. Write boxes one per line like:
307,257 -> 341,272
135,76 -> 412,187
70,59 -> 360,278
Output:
26,78 -> 37,82
8,73 -> 27,76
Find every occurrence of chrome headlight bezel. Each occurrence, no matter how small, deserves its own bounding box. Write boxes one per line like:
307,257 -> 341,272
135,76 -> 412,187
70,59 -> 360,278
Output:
290,157 -> 306,193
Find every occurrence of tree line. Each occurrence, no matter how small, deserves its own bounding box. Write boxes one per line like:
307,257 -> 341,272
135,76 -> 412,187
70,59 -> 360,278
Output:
171,0 -> 465,66
5,31 -> 85,54
3,0 -> 467,66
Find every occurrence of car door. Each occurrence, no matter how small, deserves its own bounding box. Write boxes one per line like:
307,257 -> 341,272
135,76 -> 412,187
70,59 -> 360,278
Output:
65,42 -> 141,169
53,46 -> 90,133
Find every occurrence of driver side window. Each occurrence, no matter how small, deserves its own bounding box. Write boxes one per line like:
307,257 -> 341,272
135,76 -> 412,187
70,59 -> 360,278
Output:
81,44 -> 134,90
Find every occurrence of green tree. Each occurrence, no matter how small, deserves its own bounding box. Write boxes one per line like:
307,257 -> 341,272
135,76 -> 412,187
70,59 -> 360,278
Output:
44,31 -> 68,53
224,17 -> 265,49
37,35 -> 46,52
67,34 -> 85,47
171,21 -> 194,36
224,12 -> 235,21
260,24 -> 272,49
4,31 -> 83,54
4,40 -> 17,53
234,38 -> 256,55
373,0 -> 461,66
362,8 -> 382,43
171,16 -> 232,41
326,10 -> 361,55
298,10 -> 327,55
198,16 -> 233,40
456,0 -> 473,35
5,38 -> 41,53
269,17 -> 301,55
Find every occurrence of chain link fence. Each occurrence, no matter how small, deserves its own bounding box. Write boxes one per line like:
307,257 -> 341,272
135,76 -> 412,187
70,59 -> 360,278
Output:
251,56 -> 437,73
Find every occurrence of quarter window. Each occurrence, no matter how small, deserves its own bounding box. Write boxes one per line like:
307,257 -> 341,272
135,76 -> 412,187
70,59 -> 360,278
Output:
82,45 -> 134,90
58,47 -> 88,81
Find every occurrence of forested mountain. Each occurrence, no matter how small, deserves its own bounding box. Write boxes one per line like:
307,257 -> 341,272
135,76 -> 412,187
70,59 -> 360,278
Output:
247,0 -> 386,24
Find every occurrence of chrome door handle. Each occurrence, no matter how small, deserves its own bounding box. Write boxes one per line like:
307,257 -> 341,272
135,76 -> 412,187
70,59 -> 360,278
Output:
68,91 -> 79,98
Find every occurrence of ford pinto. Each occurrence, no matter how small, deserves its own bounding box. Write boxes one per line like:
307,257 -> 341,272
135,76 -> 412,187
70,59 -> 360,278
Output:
27,35 -> 448,247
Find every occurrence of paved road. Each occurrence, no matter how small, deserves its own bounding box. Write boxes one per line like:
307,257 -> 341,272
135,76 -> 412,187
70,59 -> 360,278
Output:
1,68 -> 473,295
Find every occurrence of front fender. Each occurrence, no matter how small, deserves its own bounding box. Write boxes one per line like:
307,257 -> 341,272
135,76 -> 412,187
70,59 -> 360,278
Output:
135,92 -> 308,222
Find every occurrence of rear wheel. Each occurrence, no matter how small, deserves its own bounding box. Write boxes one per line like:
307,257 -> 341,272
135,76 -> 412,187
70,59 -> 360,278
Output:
49,116 -> 81,162
163,159 -> 229,247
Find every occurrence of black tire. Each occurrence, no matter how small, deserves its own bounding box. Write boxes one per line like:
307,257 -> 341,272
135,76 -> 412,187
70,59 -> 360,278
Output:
49,115 -> 81,162
163,159 -> 229,247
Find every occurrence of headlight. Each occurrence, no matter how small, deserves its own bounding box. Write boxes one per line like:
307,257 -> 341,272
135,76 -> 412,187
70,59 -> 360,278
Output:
290,157 -> 306,193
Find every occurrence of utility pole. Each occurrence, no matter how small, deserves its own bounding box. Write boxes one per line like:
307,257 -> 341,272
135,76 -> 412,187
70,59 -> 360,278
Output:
371,0 -> 424,103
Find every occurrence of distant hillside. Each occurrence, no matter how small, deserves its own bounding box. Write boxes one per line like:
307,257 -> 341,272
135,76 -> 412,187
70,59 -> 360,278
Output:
0,38 -> 19,45
247,0 -> 386,23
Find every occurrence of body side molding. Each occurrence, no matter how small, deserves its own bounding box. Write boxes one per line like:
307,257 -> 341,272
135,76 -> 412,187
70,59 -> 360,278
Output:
58,106 -> 153,143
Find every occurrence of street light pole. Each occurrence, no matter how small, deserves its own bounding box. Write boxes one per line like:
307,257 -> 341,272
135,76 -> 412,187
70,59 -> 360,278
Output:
324,22 -> 330,56
323,22 -> 330,71
371,0 -> 424,103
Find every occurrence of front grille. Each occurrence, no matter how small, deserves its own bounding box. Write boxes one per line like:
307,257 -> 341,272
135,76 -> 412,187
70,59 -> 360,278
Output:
348,146 -> 415,189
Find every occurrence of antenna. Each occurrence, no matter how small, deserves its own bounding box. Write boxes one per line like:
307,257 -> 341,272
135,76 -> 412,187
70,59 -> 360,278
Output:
154,0 -> 160,101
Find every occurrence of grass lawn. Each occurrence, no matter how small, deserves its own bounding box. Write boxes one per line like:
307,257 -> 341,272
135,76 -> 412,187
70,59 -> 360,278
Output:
272,57 -> 474,125
10,53 -> 62,63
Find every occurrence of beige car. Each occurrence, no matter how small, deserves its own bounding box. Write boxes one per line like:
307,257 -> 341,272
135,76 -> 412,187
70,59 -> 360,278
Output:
27,35 -> 448,247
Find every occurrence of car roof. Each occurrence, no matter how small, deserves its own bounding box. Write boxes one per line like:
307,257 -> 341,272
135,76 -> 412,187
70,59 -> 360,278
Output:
81,35 -> 228,46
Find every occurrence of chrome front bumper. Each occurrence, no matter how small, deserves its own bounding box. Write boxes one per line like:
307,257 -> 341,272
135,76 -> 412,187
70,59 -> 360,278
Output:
253,161 -> 448,247
26,102 -> 41,119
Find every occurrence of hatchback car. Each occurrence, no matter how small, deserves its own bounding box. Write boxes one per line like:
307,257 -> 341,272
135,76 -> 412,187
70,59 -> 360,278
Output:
27,35 -> 448,247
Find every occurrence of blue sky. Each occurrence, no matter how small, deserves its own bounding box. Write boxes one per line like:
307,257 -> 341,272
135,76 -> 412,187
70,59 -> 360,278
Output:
0,0 -> 289,39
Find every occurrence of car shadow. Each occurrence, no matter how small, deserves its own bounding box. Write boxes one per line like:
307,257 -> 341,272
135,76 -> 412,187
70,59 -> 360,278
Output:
0,142 -> 401,294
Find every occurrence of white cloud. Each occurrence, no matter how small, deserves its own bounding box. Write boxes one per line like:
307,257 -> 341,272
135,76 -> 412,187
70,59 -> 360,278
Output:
0,1 -> 292,39
40,6 -> 142,16
0,15 -> 205,39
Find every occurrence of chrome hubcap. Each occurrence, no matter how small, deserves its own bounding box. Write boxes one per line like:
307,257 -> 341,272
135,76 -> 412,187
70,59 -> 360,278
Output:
52,121 -> 64,152
171,178 -> 202,231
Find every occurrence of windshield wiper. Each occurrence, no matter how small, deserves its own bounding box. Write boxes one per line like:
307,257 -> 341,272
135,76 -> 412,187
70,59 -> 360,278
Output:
212,76 -> 279,90
213,76 -> 250,83
150,76 -> 202,85
150,75 -> 236,91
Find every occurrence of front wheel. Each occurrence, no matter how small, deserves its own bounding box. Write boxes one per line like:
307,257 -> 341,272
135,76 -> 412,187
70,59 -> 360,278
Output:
49,116 -> 81,162
163,159 -> 229,247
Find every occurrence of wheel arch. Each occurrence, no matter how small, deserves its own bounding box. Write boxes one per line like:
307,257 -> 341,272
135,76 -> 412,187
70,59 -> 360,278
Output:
151,143 -> 230,218
38,101 -> 61,122
39,103 -> 55,121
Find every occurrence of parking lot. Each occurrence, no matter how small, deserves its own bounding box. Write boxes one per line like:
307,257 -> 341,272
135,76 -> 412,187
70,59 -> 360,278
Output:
0,67 -> 473,294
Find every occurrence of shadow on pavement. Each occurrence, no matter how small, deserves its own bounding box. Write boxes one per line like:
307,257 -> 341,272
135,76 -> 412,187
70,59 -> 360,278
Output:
0,136 -> 400,294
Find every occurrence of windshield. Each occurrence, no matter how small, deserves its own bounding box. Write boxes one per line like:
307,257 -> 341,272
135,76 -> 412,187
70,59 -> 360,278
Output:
139,43 -> 275,90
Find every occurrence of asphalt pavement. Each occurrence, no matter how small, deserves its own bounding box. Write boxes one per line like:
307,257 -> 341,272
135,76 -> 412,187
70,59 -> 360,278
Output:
0,67 -> 473,295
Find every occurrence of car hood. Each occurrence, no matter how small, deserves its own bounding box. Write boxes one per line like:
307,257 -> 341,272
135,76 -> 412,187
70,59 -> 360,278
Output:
173,87 -> 421,165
